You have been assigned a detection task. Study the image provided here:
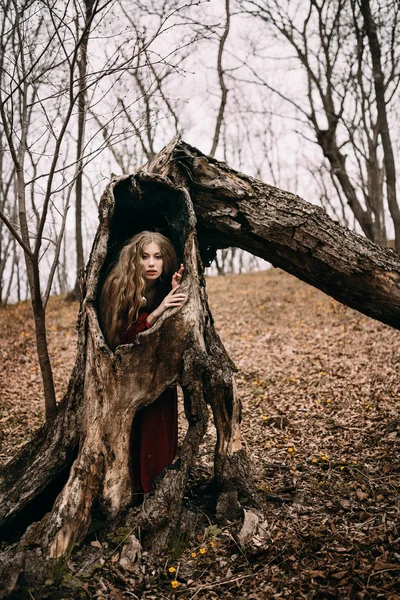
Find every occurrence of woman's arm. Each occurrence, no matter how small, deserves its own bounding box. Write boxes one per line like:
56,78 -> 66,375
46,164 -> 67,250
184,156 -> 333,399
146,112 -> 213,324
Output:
146,285 -> 186,326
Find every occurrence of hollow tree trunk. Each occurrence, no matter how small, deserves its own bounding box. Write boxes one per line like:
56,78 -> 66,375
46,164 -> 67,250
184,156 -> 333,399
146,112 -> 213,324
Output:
1,137 -> 400,596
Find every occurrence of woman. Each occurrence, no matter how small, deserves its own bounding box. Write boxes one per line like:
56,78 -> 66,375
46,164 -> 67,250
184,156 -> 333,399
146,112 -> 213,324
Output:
100,231 -> 185,497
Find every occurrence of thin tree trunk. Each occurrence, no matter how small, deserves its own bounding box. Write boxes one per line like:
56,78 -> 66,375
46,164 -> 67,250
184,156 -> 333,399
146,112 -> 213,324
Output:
210,0 -> 230,157
3,239 -> 16,305
366,136 -> 386,247
17,154 -> 57,419
318,130 -> 375,241
31,267 -> 57,420
70,0 -> 95,299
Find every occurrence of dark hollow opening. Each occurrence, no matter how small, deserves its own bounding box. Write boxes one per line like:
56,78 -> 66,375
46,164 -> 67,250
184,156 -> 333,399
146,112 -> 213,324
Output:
97,176 -> 190,302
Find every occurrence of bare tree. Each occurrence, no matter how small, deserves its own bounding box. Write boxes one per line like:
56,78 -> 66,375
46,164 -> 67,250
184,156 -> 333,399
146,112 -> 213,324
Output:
0,0 -> 156,418
1,0 -> 60,418
68,0 -> 96,300
208,0 -> 252,274
91,0 -> 211,173
239,0 -> 400,248
359,0 -> 400,247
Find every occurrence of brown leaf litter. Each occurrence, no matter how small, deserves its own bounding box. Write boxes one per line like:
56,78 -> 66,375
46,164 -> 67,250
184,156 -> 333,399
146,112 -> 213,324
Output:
1,269 -> 399,599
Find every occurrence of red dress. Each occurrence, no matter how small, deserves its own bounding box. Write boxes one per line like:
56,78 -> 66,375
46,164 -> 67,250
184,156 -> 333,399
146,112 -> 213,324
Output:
120,293 -> 178,495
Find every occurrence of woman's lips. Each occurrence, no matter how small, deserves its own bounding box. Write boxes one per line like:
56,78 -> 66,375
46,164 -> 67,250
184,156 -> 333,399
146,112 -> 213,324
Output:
146,270 -> 157,274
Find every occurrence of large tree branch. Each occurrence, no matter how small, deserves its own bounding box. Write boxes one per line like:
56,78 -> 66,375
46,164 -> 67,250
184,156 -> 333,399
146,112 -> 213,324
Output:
153,138 -> 400,329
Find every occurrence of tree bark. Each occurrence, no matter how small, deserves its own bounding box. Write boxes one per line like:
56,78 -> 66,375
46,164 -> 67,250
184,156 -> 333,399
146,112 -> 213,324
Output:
1,137 -> 400,595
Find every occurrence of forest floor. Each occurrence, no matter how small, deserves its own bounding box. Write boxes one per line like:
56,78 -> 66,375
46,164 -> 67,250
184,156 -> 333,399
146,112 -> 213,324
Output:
1,269 -> 400,599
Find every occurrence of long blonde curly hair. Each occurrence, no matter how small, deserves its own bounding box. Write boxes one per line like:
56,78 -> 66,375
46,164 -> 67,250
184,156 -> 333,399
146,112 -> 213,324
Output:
100,231 -> 177,349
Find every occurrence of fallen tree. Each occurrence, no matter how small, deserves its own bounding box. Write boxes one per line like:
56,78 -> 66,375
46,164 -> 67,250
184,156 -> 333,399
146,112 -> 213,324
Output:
1,137 -> 399,595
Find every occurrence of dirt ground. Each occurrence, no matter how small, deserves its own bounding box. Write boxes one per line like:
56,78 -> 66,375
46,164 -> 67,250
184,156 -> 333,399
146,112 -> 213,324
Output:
1,269 -> 399,599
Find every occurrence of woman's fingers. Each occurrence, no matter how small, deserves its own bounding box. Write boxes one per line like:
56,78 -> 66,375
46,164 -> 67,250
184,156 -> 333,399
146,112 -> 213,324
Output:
163,295 -> 185,301
163,284 -> 186,309
172,265 -> 184,286
165,295 -> 185,306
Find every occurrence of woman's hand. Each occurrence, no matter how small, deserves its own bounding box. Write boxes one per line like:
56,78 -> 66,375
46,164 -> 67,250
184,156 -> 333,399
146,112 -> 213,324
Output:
172,264 -> 184,289
159,285 -> 186,313
146,285 -> 186,326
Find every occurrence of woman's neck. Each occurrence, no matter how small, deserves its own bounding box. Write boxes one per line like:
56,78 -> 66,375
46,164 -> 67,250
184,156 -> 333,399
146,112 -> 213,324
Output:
145,279 -> 158,294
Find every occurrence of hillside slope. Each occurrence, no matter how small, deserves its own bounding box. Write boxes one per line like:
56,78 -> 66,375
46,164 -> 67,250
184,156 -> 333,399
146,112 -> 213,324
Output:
1,270 -> 399,598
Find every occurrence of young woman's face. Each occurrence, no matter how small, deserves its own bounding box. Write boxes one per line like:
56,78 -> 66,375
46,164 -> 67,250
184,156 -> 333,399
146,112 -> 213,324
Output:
141,242 -> 163,283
